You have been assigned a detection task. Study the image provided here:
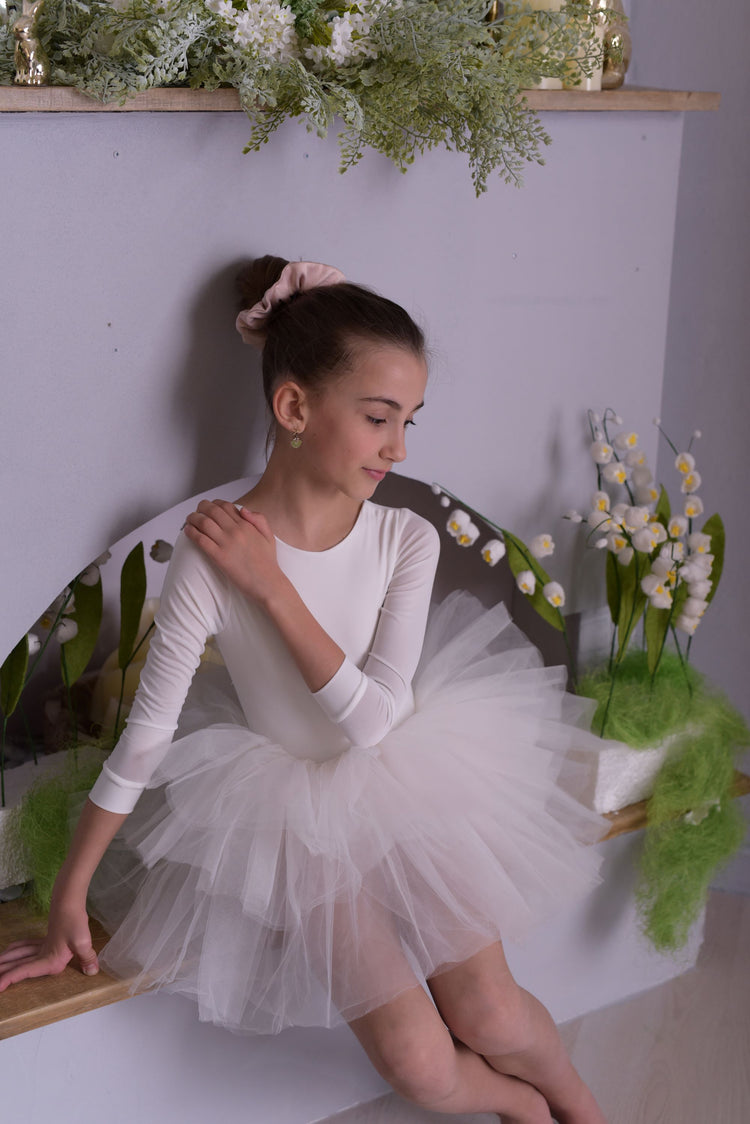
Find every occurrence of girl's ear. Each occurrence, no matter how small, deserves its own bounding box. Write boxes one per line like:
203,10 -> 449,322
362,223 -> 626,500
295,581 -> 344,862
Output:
272,380 -> 310,436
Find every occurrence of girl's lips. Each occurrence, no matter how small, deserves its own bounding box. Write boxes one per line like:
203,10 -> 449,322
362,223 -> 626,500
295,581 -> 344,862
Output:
364,469 -> 386,481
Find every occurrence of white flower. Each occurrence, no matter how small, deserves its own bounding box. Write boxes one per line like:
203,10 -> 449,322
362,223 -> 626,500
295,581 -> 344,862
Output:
590,440 -> 614,465
606,530 -> 629,554
682,596 -> 709,618
587,510 -> 612,533
27,632 -> 41,655
228,0 -> 299,62
78,563 -> 101,586
456,522 -> 480,547
92,550 -> 112,567
649,520 -> 668,544
660,541 -> 685,562
676,613 -> 700,635
667,515 -> 688,538
687,532 -> 712,555
482,539 -> 506,566
591,490 -> 610,512
634,484 -> 660,506
594,537 -> 609,549
52,617 -> 78,644
564,509 -> 583,523
430,484 -> 442,494
681,555 -> 713,582
625,448 -> 647,467
652,556 -> 677,585
618,546 -> 634,565
440,495 -> 450,508
631,465 -> 653,487
613,431 -> 638,451
516,570 -> 536,595
633,526 -> 659,552
675,451 -> 695,475
641,574 -> 672,608
150,539 -> 174,563
687,578 -> 712,599
624,505 -> 650,529
447,510 -> 471,537
602,461 -> 627,485
684,496 -> 704,519
543,581 -> 565,608
693,429 -> 702,440
610,502 -> 628,527
680,470 -> 702,494
530,533 -> 555,558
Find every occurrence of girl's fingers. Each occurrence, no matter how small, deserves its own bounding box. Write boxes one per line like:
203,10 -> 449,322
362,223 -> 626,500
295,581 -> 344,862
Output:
0,940 -> 44,964
0,952 -> 70,992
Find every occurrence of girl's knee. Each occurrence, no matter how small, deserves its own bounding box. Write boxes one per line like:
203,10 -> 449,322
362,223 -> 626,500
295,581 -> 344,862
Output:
369,1024 -> 458,1107
445,978 -> 535,1058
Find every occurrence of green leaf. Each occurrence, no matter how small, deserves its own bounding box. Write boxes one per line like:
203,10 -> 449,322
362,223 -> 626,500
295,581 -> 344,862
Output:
606,550 -> 620,626
616,553 -> 647,660
654,484 -> 670,526
119,542 -> 147,669
61,576 -> 103,686
700,514 -> 725,605
0,635 -> 29,719
644,604 -> 670,676
503,530 -> 564,633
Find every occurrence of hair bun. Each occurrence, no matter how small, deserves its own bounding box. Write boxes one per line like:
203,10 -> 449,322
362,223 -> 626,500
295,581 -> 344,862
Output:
236,255 -> 290,312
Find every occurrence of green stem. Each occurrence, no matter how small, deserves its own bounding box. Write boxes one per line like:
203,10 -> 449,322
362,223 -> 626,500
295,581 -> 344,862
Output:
670,626 -> 694,701
22,584 -> 77,688
19,702 -> 38,765
598,655 -> 621,738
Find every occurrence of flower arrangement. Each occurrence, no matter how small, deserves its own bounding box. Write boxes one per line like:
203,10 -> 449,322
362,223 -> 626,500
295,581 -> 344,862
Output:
434,408 -> 749,950
0,538 -> 173,809
0,0 -> 613,193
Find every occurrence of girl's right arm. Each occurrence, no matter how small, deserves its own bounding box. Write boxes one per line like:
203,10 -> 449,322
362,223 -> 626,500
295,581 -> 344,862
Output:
0,534 -> 228,990
0,800 -> 126,990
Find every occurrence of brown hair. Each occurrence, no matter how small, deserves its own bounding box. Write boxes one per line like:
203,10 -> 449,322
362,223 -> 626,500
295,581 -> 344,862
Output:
236,255 -> 425,413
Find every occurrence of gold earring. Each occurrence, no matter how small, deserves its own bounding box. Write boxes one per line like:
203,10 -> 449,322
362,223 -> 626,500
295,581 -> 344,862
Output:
290,429 -> 302,449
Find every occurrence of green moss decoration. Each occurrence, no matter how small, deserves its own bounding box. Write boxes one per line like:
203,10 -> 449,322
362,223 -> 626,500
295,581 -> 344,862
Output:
13,745 -> 107,913
580,651 -> 750,951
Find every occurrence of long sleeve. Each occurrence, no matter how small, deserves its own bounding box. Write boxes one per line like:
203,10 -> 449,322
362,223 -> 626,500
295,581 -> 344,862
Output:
312,513 -> 439,747
88,536 -> 230,813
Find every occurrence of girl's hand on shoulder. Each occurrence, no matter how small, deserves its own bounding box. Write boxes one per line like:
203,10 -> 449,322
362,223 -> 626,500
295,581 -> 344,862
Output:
184,500 -> 284,605
0,896 -> 98,993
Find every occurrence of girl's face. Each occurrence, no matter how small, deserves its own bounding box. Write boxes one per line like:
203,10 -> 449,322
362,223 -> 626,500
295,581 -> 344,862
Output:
301,344 -> 428,502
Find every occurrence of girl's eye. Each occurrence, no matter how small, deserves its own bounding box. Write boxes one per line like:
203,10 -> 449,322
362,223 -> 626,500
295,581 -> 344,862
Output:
405,419 -> 416,428
366,416 -> 387,426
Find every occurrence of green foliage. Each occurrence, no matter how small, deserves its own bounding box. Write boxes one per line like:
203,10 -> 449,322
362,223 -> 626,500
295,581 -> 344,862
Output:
579,650 -> 698,747
0,0 -> 608,193
700,513 -> 724,604
0,635 -> 29,720
13,745 -> 107,913
503,530 -> 564,632
119,542 -> 147,669
61,575 -> 103,686
614,551 -> 647,660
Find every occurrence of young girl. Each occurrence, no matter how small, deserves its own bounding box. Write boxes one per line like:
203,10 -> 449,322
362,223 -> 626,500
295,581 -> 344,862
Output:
0,257 -> 607,1124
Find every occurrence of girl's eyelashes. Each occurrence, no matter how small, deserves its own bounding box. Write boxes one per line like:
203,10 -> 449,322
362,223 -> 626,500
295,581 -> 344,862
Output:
365,416 -> 417,428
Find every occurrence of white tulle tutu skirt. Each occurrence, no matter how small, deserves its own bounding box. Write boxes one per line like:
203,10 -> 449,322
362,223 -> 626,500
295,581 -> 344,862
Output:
88,594 -> 607,1035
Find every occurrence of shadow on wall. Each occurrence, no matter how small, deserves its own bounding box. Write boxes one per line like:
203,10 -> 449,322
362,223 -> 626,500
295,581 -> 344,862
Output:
173,257 -> 269,503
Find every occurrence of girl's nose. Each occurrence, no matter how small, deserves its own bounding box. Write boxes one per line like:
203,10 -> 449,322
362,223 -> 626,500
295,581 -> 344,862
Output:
384,428 -> 407,463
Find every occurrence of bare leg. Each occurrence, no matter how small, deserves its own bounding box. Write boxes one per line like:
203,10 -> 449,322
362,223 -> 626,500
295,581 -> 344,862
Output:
349,984 -> 553,1123
428,943 -> 606,1124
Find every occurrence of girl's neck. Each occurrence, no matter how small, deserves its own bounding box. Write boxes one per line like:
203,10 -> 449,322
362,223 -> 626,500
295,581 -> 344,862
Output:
235,448 -> 362,553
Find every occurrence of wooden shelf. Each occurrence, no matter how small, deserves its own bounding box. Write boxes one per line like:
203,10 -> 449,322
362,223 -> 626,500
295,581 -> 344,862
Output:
0,85 -> 721,114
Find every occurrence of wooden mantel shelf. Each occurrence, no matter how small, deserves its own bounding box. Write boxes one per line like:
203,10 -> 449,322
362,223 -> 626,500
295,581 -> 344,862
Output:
0,85 -> 720,113
1,770 -> 746,1041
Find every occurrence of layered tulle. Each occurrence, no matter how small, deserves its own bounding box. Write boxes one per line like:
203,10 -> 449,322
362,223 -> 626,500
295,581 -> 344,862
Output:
88,594 -> 607,1035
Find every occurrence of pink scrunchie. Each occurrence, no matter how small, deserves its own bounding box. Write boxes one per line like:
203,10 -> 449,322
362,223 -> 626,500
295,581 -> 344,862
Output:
236,260 -> 346,347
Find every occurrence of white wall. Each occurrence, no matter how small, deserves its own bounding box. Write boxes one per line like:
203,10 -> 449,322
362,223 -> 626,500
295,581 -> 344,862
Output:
631,0 -> 750,724
1,105 -> 685,662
